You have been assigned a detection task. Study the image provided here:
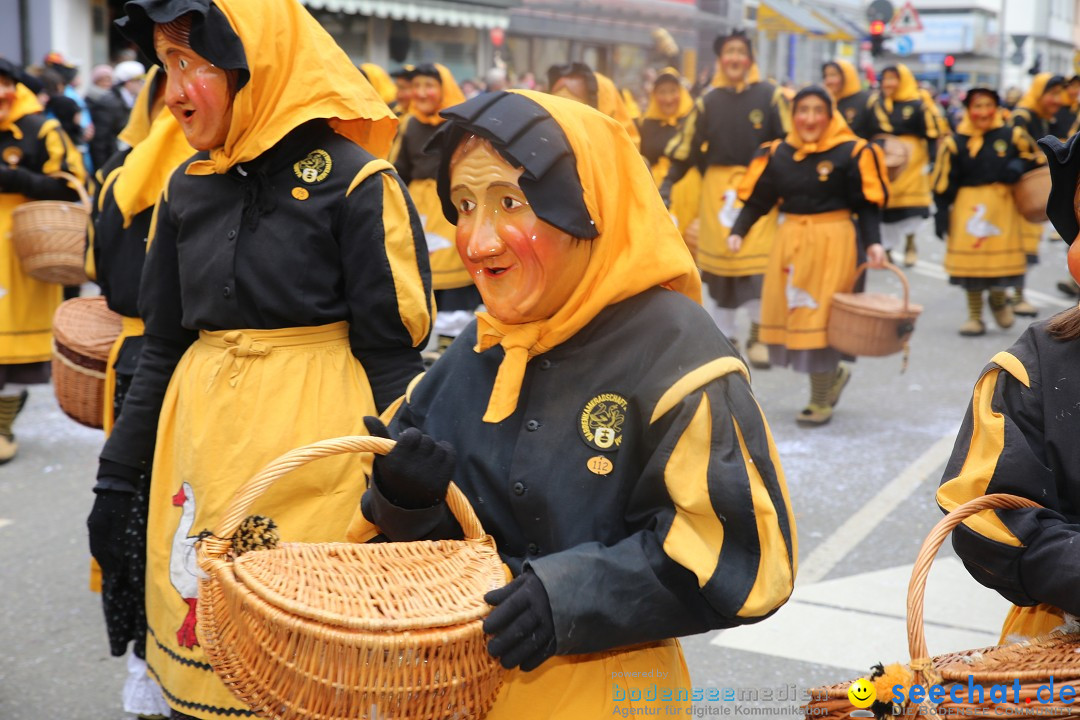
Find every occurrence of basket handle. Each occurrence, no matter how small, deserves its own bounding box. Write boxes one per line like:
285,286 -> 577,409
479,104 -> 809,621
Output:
906,493 -> 1042,670
50,171 -> 91,212
849,261 -> 912,313
210,435 -> 488,544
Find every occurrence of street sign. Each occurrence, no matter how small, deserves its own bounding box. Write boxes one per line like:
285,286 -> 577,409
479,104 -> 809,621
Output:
1012,34 -> 1028,49
1011,51 -> 1025,66
890,1 -> 923,34
866,0 -> 894,24
894,35 -> 914,56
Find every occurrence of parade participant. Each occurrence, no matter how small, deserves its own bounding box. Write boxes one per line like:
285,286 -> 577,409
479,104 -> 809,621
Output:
661,30 -> 790,368
932,87 -> 1037,337
1008,72 -> 1066,316
389,64 -> 415,116
867,64 -> 940,268
359,63 -> 397,109
86,64 -> 192,719
639,68 -> 699,246
937,130 -> 1080,642
0,57 -> 85,463
822,59 -> 874,139
392,62 -> 478,356
1049,74 -> 1080,140
90,2 -> 432,717
546,62 -> 641,149
728,87 -> 888,426
353,89 -> 797,718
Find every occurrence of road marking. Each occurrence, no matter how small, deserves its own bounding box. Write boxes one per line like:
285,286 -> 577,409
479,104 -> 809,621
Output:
912,260 -> 1073,309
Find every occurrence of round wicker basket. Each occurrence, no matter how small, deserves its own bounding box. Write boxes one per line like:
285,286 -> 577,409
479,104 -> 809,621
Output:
11,171 -> 91,286
873,134 -> 910,182
51,296 -> 123,429
827,263 -> 923,358
1013,166 -> 1051,224
196,436 -> 508,720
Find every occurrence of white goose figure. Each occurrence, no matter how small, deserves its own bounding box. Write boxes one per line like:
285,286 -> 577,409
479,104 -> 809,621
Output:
169,482 -> 201,649
966,204 -> 1001,248
785,266 -> 819,310
718,189 -> 741,229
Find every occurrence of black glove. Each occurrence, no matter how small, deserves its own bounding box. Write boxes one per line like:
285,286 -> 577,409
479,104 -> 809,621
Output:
934,210 -> 949,240
658,178 -> 673,209
0,165 -> 79,200
87,488 -> 136,578
483,570 -> 557,671
364,416 -> 455,509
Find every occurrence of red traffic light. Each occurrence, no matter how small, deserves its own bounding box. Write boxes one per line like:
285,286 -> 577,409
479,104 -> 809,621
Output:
870,20 -> 885,36
944,54 -> 956,68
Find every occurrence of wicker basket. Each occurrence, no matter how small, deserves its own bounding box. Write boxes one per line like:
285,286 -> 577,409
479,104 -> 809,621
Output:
1013,166 -> 1051,224
196,435 -> 508,720
11,171 -> 91,285
873,134 -> 910,182
51,296 -> 123,429
827,263 -> 923,358
805,494 -> 1080,720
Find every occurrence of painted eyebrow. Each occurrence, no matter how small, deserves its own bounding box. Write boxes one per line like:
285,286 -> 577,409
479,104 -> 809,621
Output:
449,181 -> 522,193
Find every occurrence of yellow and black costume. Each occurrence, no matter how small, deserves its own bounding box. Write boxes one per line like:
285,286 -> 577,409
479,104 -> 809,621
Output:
1011,74 -> 1066,269
823,59 -> 874,139
932,88 -> 1037,336
1048,75 -> 1079,140
0,57 -> 86,462
732,87 -> 888,424
391,62 -> 479,343
662,32 -> 790,360
639,68 -> 700,241
546,62 -> 642,150
95,2 -> 432,717
867,64 -> 940,261
355,90 -> 797,719
938,130 -> 1080,643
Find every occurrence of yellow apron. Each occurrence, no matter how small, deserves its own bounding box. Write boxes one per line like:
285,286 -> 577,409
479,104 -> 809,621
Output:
886,135 -> 932,211
651,156 -> 702,241
0,193 -> 63,364
144,322 -> 375,719
102,315 -> 146,434
486,638 -> 692,719
698,165 -> 778,277
760,210 -> 858,351
409,177 -> 472,290
1019,216 -> 1043,257
945,184 -> 1027,279
1000,603 -> 1065,644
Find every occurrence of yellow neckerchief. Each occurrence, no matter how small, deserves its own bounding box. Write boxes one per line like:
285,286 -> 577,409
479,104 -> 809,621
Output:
0,83 -> 44,140
112,74 -> 192,227
711,60 -> 762,92
826,60 -> 862,101
472,90 -> 701,423
185,0 -> 397,176
360,63 -> 397,107
621,87 -> 641,121
881,63 -> 919,113
117,65 -> 160,148
409,64 -> 465,126
1017,74 -> 1056,120
643,69 -> 694,127
785,109 -> 858,161
956,108 -> 1005,158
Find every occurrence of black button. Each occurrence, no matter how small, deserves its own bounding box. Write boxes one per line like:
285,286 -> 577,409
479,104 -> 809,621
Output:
538,358 -> 552,370
223,286 -> 232,298
525,419 -> 540,431
512,482 -> 525,496
227,229 -> 236,240
527,543 -> 539,555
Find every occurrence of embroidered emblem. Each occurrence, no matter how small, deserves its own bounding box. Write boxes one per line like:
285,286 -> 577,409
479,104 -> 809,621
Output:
845,107 -> 856,123
293,149 -> 332,184
993,139 -> 1008,157
816,160 -> 835,182
579,392 -> 628,451
291,187 -> 309,200
2,146 -> 22,166
586,456 -> 614,476
901,105 -> 914,120
748,108 -> 765,130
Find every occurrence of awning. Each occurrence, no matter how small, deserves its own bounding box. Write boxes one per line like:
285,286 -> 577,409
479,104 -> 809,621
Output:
301,0 -> 512,29
515,0 -> 729,31
810,10 -> 855,42
756,0 -> 834,37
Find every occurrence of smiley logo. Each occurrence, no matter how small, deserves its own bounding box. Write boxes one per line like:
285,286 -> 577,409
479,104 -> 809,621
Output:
847,678 -> 876,709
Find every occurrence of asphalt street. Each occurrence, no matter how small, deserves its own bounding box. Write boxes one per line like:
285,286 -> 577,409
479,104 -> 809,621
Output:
1,227 -> 1074,719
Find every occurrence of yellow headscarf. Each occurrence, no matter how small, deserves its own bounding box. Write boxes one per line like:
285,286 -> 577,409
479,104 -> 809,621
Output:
880,64 -> 920,112
184,0 -> 396,176
360,63 -> 398,107
643,68 -> 694,126
594,72 -> 641,148
1017,73 -> 1059,119
111,66 -> 193,227
0,83 -> 44,139
785,105 -> 859,162
825,60 -> 862,101
409,63 -> 466,126
470,90 -> 701,423
711,60 -> 761,91
956,102 -> 1005,158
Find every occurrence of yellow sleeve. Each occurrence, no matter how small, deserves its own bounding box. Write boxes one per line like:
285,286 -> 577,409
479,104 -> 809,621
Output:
855,140 -> 889,206
39,118 -> 87,183
665,96 -> 704,162
737,141 -> 778,203
932,135 -> 958,195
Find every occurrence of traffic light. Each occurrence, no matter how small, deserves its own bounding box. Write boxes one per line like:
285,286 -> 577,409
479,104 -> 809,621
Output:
870,20 -> 885,57
944,54 -> 955,80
